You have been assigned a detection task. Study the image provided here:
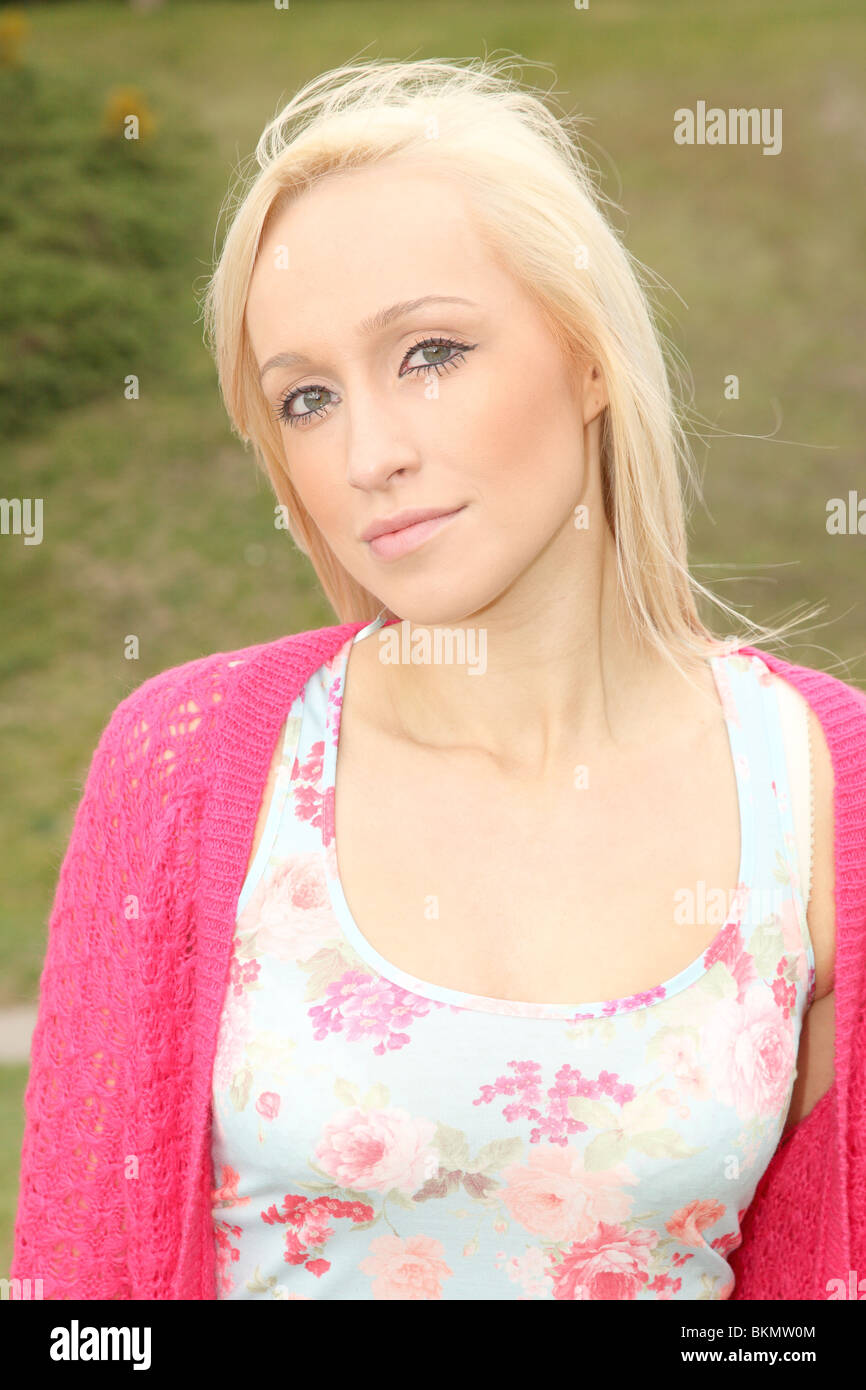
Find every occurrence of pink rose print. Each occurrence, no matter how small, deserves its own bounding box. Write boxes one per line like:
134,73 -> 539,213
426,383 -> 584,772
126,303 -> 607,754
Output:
360,1233 -> 453,1300
315,1106 -> 438,1194
238,853 -> 336,963
211,1164 -> 250,1297
292,740 -> 325,788
600,985 -> 667,1017
309,969 -> 443,1053
671,1249 -> 696,1268
213,1221 -> 242,1296
499,1144 -> 637,1243
778,897 -> 809,984
320,784 -> 336,848
496,1245 -> 555,1299
549,1221 -> 658,1300
291,742 -> 331,842
229,956 -> 261,996
256,1091 -> 281,1120
703,919 -> 758,1002
212,987 -> 253,1091
666,1198 -> 725,1248
262,1192 -> 374,1279
646,1272 -> 683,1299
655,1030 -> 710,1101
711,1229 -> 743,1258
212,1164 -> 250,1210
327,679 -> 344,746
474,1059 -> 635,1145
772,959 -> 797,1014
704,981 -> 796,1118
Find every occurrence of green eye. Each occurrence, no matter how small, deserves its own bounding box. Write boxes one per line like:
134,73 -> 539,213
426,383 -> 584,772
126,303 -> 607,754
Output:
273,336 -> 476,428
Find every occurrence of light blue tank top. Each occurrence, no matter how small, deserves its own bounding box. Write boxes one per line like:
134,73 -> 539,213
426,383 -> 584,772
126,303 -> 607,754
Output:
210,615 -> 815,1300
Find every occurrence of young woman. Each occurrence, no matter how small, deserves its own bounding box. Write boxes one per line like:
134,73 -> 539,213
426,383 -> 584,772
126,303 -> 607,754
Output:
12,56 -> 866,1302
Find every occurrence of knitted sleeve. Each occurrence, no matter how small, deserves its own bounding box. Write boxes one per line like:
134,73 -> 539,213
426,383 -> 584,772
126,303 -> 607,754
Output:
8,629 -> 309,1300
7,635 -> 246,1299
9,693 -> 146,1298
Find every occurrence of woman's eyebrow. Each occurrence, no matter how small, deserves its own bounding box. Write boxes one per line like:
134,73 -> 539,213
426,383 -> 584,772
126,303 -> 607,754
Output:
258,295 -> 478,381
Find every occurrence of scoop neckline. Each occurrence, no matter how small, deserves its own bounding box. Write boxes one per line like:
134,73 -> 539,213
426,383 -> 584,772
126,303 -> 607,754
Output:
318,619 -> 757,1020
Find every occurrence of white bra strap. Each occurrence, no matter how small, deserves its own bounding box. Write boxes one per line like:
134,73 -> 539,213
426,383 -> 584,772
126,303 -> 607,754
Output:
774,675 -> 813,912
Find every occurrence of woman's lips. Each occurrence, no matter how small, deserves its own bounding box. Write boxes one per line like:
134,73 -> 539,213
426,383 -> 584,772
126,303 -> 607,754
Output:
367,506 -> 466,560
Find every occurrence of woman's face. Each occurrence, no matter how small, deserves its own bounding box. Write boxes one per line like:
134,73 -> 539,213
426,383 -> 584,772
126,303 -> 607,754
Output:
246,163 -> 606,625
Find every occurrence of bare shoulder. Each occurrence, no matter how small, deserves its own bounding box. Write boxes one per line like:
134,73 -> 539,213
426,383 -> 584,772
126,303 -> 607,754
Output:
765,673 -> 836,1001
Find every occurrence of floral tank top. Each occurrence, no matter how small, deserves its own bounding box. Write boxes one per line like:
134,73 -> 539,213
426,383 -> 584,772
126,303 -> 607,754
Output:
210,614 -> 816,1301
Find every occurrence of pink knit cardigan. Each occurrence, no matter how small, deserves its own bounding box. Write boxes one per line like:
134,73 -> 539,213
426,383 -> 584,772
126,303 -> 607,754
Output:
10,622 -> 866,1300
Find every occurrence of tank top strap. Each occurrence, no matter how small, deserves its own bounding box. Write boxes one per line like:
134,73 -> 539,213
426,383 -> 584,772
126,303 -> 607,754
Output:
710,649 -> 816,1002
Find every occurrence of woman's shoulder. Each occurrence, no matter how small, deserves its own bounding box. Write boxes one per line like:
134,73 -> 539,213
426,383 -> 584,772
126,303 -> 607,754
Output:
737,643 -> 866,711
689,642 -> 865,1021
735,645 -> 866,762
740,644 -> 866,832
113,621 -> 360,714
743,646 -> 866,999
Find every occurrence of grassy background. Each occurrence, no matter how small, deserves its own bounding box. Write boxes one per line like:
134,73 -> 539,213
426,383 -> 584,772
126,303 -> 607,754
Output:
1,0 -> 864,1280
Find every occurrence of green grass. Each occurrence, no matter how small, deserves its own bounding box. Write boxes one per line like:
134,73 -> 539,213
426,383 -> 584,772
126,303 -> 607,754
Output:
0,61 -> 208,439
0,1066 -> 28,1281
2,0 -> 864,1272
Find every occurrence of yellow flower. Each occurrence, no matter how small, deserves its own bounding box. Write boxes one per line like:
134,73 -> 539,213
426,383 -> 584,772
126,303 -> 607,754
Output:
0,10 -> 29,68
101,86 -> 157,141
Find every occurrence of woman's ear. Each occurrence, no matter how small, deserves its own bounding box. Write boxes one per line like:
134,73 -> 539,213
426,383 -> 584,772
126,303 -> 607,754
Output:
581,360 -> 608,427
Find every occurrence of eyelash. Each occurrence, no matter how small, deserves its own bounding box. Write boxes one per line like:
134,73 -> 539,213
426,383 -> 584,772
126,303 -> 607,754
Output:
272,335 -> 475,429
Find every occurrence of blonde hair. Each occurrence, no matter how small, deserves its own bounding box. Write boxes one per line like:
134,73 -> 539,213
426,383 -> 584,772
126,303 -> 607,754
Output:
198,53 -> 826,671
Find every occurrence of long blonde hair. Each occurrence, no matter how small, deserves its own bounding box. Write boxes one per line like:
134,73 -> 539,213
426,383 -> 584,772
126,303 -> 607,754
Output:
198,53 -> 825,669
